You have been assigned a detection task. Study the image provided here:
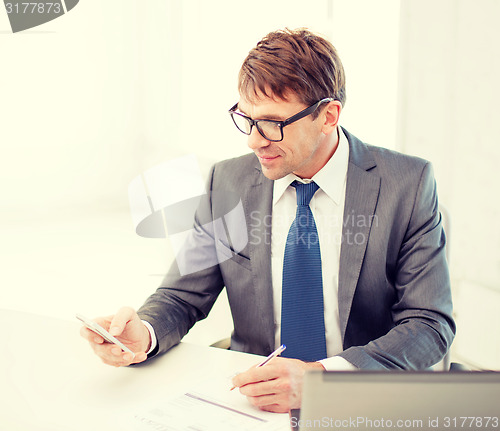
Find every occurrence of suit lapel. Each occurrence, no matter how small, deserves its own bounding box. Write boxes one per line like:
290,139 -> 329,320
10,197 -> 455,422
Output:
244,159 -> 275,352
338,129 -> 381,342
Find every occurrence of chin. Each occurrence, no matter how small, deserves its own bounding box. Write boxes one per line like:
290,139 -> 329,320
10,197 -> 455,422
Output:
261,167 -> 287,181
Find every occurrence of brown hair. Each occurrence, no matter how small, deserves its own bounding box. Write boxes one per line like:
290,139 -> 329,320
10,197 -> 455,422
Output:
238,28 -> 346,110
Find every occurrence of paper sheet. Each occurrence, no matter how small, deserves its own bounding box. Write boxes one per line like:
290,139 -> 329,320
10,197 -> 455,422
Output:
132,374 -> 290,431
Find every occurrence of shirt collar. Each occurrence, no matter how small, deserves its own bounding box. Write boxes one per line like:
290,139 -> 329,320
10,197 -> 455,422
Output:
273,126 -> 349,206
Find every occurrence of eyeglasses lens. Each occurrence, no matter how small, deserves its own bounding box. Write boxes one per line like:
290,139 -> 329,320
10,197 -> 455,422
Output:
232,113 -> 252,135
257,121 -> 282,141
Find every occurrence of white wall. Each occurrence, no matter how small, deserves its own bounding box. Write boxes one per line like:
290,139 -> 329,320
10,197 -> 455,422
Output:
0,2 -> 162,324
330,1 -> 401,149
0,0 -> 401,345
397,0 -> 500,369
0,2 -> 141,216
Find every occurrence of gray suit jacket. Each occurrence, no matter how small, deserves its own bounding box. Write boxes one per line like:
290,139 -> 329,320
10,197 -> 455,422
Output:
138,128 -> 455,370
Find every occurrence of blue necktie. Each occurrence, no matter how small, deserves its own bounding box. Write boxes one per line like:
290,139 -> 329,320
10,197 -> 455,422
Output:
281,181 -> 327,362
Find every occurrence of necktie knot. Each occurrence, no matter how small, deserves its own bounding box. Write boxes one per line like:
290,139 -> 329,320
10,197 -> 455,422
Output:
292,181 -> 319,206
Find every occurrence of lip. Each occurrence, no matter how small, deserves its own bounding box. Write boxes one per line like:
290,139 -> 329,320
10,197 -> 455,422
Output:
257,154 -> 280,162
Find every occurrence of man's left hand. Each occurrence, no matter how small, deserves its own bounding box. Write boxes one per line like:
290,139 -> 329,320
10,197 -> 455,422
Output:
231,357 -> 325,413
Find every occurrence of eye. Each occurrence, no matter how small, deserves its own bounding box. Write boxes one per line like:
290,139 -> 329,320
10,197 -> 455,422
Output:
261,120 -> 281,129
258,121 -> 282,141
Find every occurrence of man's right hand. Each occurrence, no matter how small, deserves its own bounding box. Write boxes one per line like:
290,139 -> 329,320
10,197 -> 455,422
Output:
79,306 -> 150,367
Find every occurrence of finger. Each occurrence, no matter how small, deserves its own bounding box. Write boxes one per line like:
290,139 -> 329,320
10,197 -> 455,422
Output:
130,352 -> 148,364
232,363 -> 280,388
101,354 -> 132,367
258,403 -> 288,413
239,379 -> 277,397
79,326 -> 104,344
246,393 -> 279,408
245,391 -> 291,413
109,306 -> 136,336
108,350 -> 147,367
92,343 -> 134,367
111,346 -> 123,356
232,367 -> 264,387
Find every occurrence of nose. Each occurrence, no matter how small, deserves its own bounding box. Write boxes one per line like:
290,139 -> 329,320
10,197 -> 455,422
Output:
247,127 -> 271,151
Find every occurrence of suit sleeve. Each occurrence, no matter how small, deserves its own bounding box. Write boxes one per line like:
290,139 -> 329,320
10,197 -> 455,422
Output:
338,162 -> 456,369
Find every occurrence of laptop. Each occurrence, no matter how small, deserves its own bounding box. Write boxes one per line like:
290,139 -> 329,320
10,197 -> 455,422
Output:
294,370 -> 500,431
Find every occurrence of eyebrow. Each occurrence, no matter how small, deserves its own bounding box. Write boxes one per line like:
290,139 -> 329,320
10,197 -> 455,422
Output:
258,113 -> 287,121
237,105 -> 287,122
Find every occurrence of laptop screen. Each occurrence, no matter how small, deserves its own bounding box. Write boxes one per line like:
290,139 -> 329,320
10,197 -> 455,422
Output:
297,371 -> 500,431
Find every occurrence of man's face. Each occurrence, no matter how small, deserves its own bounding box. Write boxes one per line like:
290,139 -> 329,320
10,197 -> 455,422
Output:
237,93 -> 335,180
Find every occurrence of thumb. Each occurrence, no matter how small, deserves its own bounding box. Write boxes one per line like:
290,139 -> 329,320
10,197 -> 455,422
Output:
109,306 -> 135,336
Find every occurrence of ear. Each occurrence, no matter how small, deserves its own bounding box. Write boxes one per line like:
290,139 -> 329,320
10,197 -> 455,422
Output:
321,101 -> 342,135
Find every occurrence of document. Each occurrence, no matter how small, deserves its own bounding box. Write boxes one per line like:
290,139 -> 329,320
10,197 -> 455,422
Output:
132,375 -> 290,431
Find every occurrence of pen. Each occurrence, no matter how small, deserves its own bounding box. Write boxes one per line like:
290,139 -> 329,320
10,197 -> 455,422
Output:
230,344 -> 286,391
256,344 -> 287,367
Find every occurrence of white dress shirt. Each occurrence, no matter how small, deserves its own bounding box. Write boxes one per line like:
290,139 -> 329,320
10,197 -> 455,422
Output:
271,127 -> 356,370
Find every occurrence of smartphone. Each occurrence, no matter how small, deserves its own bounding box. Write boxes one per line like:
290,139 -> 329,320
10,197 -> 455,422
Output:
76,313 -> 135,357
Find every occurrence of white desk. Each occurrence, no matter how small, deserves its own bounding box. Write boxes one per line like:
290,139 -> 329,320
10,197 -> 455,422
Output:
0,309 -> 288,430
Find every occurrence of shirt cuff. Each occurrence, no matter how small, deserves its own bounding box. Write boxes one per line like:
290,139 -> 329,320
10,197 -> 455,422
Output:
319,356 -> 358,371
141,320 -> 157,355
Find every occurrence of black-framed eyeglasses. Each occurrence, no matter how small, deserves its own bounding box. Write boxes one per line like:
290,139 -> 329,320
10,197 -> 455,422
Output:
228,97 -> 334,142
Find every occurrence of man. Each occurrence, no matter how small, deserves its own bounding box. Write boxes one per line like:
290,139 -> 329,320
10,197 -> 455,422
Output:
81,28 -> 455,413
